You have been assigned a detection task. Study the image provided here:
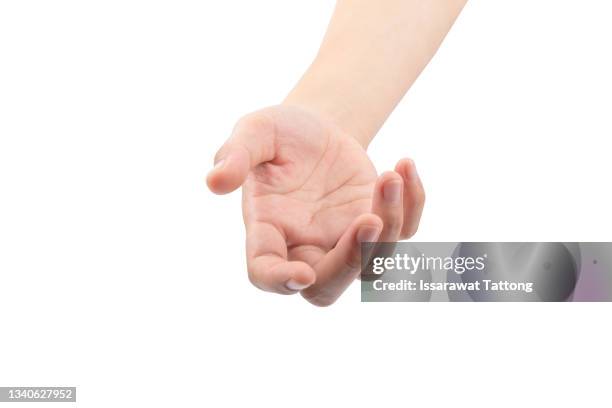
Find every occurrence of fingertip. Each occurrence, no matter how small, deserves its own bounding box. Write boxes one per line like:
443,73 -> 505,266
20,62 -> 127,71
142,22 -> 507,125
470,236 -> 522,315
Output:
395,157 -> 413,169
363,211 -> 383,222
378,170 -> 403,184
353,213 -> 383,243
248,258 -> 314,295
395,158 -> 419,182
205,149 -> 250,194
284,261 -> 317,292
354,213 -> 383,229
205,159 -> 228,194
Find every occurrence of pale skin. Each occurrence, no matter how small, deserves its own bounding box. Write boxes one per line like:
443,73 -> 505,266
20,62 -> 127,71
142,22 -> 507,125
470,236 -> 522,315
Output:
207,0 -> 467,306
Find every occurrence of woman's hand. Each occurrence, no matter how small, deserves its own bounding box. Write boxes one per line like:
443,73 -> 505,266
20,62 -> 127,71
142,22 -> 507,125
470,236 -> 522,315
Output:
207,105 -> 424,306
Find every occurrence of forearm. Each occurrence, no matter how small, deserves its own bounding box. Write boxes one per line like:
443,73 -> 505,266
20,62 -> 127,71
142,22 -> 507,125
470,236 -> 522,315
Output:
284,0 -> 467,147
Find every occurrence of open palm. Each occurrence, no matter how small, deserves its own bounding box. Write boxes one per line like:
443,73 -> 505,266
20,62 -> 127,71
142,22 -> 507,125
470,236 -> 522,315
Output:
207,106 -> 424,306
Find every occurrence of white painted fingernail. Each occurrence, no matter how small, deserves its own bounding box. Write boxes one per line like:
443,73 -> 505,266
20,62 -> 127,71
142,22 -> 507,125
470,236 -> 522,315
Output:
286,279 -> 309,291
383,180 -> 402,204
357,226 -> 382,243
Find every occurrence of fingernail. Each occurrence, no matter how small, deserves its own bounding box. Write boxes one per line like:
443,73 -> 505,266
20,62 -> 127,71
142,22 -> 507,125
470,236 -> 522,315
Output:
207,160 -> 225,180
404,159 -> 418,181
212,159 -> 225,172
357,225 -> 382,243
285,279 -> 309,291
383,180 -> 402,204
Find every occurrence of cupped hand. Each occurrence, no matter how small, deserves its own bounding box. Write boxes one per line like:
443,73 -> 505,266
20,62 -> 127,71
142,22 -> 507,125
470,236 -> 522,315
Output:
207,105 -> 424,306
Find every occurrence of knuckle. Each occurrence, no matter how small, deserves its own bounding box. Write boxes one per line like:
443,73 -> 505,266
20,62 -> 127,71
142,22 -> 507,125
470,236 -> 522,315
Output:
379,212 -> 402,239
383,223 -> 402,239
310,298 -> 334,307
302,293 -> 335,307
345,248 -> 362,271
237,111 -> 274,134
386,212 -> 404,228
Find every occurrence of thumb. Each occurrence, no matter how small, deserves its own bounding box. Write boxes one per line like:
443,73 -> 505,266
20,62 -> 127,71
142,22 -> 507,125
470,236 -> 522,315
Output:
301,214 -> 383,307
206,113 -> 276,194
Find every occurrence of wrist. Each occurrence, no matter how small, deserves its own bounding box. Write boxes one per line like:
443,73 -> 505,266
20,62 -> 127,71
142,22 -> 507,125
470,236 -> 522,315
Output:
283,60 -> 374,148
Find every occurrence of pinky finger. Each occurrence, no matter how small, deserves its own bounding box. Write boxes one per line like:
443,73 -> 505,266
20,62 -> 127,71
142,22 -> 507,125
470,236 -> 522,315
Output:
395,159 -> 425,239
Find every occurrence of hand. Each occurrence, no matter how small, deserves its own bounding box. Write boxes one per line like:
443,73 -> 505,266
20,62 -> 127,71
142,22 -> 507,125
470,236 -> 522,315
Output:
207,105 -> 425,306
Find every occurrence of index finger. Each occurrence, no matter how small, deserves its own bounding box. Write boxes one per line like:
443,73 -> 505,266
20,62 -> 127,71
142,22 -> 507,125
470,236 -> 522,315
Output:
246,221 -> 316,294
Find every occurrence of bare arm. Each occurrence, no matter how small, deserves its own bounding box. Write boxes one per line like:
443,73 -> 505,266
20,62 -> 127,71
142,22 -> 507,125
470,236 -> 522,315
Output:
285,0 -> 467,147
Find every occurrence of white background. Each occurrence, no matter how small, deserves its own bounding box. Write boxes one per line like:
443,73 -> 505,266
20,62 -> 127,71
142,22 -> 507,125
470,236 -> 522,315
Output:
1,1 -> 611,407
